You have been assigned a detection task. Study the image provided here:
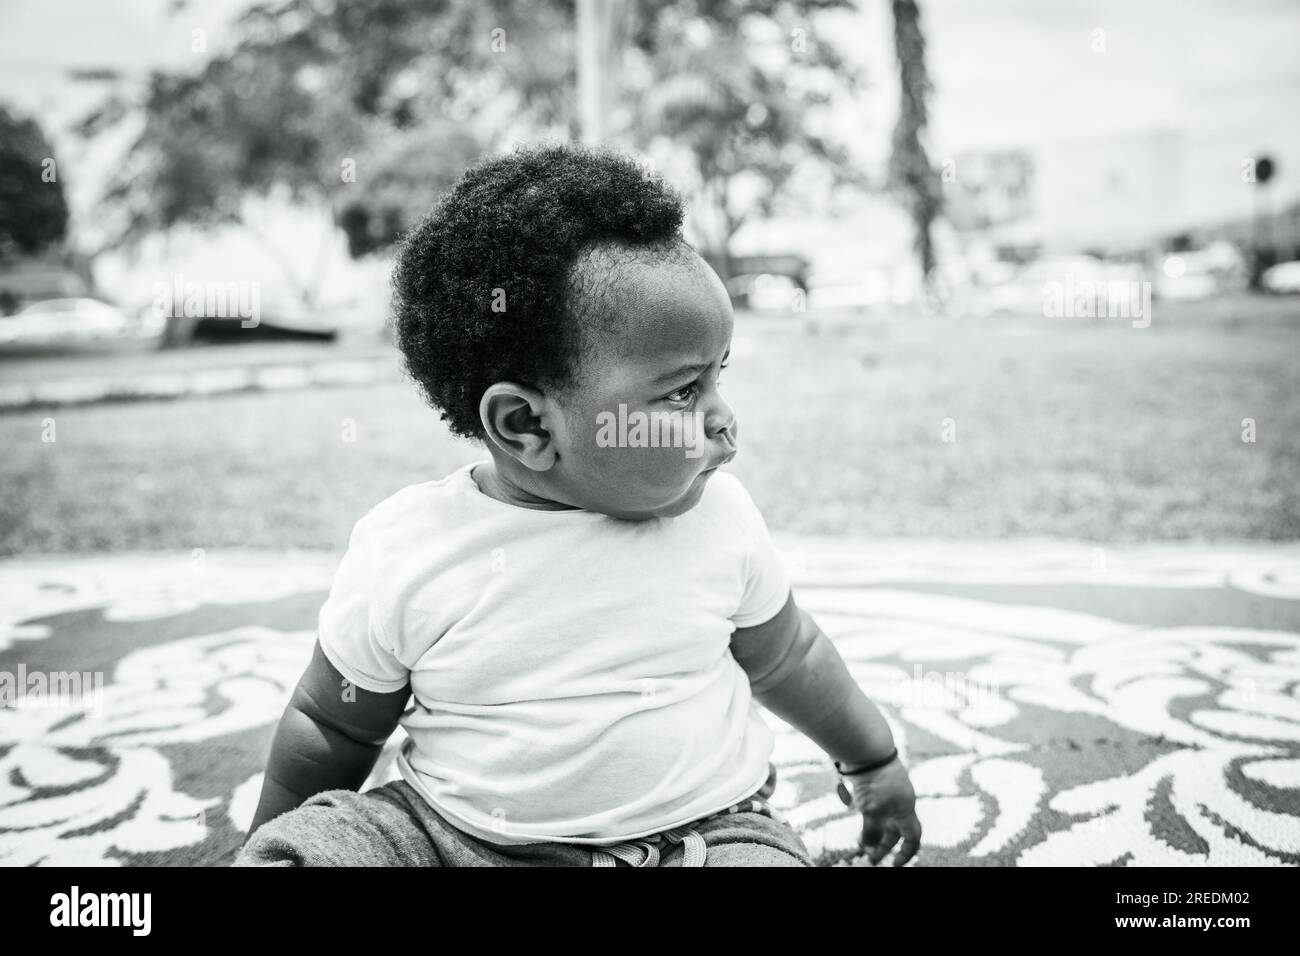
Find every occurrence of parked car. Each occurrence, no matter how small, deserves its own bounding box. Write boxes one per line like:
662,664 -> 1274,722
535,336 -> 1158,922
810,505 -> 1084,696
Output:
1261,260 -> 1300,294
977,256 -> 1147,317
158,306 -> 338,347
720,253 -> 810,313
1154,241 -> 1249,300
725,273 -> 802,312
0,297 -> 134,347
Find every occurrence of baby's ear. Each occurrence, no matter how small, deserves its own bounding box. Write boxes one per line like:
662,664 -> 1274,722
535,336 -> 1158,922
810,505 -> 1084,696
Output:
479,382 -> 557,470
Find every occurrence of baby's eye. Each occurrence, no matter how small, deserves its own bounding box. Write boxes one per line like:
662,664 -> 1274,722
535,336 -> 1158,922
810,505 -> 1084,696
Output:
664,382 -> 699,405
663,360 -> 728,405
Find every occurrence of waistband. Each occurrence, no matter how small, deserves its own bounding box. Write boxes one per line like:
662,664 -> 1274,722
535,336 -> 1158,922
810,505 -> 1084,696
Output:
589,781 -> 788,868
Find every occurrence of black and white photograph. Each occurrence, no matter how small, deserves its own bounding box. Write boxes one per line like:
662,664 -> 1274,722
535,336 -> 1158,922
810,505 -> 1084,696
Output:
0,0 -> 1297,921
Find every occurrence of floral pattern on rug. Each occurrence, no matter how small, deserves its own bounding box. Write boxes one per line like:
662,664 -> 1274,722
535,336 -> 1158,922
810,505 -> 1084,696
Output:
1,545 -> 1297,866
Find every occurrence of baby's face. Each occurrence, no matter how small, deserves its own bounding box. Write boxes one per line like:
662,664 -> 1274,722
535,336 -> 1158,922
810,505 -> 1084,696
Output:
546,247 -> 738,520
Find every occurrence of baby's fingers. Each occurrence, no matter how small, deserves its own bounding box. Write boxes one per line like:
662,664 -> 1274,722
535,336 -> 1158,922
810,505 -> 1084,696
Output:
890,816 -> 923,867
859,817 -> 885,852
865,822 -> 900,865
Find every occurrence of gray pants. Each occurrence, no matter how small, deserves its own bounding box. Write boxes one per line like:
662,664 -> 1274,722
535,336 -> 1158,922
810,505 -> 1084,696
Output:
234,762 -> 815,867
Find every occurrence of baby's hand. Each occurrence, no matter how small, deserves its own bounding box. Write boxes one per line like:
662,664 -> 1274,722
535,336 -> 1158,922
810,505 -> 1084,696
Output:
835,756 -> 922,867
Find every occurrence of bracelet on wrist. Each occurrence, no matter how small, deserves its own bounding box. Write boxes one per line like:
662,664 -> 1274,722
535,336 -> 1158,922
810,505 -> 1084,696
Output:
834,747 -> 898,775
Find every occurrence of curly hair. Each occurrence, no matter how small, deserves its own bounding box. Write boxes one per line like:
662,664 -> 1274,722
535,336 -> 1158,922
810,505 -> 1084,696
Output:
390,142 -> 687,440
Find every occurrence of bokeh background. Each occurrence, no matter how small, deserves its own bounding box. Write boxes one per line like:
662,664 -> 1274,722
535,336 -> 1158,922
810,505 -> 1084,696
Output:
3,0 -> 1300,873
2,0 -> 1298,551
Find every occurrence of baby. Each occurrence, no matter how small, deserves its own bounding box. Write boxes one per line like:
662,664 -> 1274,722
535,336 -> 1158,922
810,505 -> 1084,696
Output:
235,143 -> 921,868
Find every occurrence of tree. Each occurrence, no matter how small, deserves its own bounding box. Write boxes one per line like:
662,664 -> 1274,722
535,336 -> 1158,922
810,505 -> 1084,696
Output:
0,107 -> 70,259
336,124 -> 483,258
82,0 -> 867,290
888,0 -> 941,282
78,0 -> 506,311
626,0 -> 864,278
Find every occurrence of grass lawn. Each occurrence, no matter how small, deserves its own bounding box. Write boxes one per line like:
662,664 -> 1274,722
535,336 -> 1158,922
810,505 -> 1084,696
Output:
2,295 -> 1298,555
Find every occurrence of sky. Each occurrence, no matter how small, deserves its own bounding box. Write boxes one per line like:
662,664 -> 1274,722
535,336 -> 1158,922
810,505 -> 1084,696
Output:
922,0 -> 1300,148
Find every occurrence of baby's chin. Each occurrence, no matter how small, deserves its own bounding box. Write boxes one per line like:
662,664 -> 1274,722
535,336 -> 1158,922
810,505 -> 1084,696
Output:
582,470 -> 715,521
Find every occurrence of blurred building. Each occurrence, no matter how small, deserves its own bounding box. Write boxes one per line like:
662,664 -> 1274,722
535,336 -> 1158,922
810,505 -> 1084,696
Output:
1037,129 -> 1187,254
949,128 -> 1188,258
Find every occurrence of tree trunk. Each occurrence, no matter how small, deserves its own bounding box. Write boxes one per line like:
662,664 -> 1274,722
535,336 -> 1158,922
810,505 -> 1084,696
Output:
890,0 -> 940,283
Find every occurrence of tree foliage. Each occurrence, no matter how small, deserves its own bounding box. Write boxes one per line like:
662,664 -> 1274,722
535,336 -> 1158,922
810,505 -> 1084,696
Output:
627,0 -> 864,272
0,107 -> 70,258
83,0 -> 870,275
79,0 -> 534,262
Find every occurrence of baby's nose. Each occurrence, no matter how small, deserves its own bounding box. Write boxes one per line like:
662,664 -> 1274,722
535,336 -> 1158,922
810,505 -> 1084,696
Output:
709,411 -> 738,448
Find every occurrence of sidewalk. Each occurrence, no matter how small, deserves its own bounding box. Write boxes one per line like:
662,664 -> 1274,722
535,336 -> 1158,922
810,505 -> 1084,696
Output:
1,538 -> 1297,866
0,339 -> 403,410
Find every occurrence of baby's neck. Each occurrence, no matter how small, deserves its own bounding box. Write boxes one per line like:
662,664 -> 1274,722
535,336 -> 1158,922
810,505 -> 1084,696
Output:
471,461 -> 583,512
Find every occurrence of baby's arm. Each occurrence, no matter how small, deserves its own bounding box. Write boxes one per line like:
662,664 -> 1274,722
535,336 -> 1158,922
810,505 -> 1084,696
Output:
731,590 -> 921,865
243,639 -> 411,841
731,591 -> 895,765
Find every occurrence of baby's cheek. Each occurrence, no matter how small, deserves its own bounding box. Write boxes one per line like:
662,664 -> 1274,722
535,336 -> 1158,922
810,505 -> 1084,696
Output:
651,446 -> 703,488
615,444 -> 680,476
595,447 -> 683,500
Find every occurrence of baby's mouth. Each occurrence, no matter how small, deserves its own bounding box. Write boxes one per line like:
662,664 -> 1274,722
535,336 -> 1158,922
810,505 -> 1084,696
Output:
702,452 -> 737,474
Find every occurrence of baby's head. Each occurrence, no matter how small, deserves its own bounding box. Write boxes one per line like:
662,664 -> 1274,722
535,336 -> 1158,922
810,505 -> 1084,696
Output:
392,143 -> 738,521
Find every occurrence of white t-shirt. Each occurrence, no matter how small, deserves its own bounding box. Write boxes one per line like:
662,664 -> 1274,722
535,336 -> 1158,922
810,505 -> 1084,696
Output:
316,459 -> 792,846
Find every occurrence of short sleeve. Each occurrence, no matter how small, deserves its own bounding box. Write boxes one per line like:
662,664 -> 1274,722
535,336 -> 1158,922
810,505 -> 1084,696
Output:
727,477 -> 793,629
316,518 -> 411,693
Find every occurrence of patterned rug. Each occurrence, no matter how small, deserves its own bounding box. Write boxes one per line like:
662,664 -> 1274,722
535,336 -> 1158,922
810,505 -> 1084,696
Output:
2,540 -> 1298,867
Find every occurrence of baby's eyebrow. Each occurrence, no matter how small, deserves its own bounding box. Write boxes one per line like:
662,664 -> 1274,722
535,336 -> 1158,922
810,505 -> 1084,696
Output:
652,348 -> 730,384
